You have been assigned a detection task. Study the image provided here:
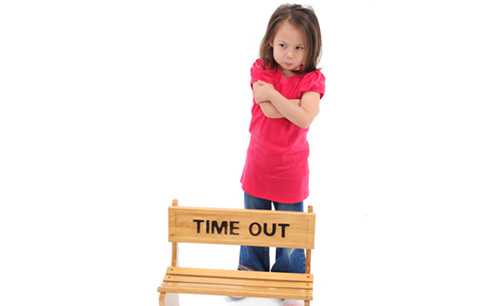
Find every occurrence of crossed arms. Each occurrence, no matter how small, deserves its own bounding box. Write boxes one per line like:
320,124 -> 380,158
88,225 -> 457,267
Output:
252,80 -> 320,129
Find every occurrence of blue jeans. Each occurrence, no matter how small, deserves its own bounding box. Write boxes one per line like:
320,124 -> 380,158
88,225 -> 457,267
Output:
238,192 -> 306,273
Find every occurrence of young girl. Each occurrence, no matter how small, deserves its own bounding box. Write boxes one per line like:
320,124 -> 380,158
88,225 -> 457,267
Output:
238,4 -> 325,306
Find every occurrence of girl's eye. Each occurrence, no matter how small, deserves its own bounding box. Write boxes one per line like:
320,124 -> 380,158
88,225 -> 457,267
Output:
296,46 -> 304,50
279,43 -> 286,48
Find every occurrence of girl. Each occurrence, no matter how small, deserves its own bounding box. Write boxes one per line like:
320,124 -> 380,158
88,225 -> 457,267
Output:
238,4 -> 325,306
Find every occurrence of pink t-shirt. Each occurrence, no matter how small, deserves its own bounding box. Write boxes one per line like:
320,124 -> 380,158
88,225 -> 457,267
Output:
240,58 -> 326,203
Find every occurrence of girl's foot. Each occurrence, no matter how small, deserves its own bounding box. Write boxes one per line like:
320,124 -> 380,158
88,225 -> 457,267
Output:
283,299 -> 304,306
225,295 -> 245,301
225,265 -> 251,300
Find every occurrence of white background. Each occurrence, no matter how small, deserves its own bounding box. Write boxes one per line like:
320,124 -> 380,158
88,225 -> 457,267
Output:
1,1 -> 499,305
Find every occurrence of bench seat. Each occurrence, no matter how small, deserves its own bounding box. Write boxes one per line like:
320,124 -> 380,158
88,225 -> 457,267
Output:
158,266 -> 313,300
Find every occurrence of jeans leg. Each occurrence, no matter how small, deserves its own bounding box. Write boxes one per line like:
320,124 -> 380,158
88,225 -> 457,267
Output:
271,201 -> 306,273
238,193 -> 272,271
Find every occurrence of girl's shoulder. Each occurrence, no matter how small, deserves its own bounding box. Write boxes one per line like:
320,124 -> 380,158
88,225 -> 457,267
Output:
297,69 -> 326,98
251,58 -> 274,73
253,58 -> 265,67
299,68 -> 325,84
251,58 -> 278,82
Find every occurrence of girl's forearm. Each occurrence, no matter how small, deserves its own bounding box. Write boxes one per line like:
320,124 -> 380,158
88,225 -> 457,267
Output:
259,102 -> 282,118
268,91 -> 311,128
258,99 -> 301,119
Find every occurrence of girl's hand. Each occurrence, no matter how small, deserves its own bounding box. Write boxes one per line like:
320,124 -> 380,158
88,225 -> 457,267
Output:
252,80 -> 275,103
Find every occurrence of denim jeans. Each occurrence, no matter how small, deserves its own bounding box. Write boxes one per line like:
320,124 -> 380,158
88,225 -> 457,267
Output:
238,192 -> 306,273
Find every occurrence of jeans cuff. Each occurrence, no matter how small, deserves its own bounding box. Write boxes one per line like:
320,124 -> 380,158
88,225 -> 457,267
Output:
237,264 -> 254,271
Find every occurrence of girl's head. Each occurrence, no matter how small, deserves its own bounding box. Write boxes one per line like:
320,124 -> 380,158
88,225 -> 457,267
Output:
260,4 -> 322,74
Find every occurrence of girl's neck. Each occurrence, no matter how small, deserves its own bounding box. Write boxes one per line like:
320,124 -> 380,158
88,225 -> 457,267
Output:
280,67 -> 301,78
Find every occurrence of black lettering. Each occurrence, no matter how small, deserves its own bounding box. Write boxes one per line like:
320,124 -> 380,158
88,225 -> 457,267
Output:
211,220 -> 228,234
193,219 -> 203,233
263,222 -> 277,236
278,223 -> 290,238
249,222 -> 261,236
230,221 -> 240,235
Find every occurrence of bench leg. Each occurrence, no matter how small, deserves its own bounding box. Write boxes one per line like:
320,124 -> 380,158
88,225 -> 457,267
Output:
159,292 -> 166,306
305,300 -> 310,306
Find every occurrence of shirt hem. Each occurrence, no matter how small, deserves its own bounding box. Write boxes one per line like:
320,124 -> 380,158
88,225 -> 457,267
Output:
241,185 -> 308,204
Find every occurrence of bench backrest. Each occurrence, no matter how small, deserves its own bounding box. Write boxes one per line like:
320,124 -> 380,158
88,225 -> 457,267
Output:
168,203 -> 315,249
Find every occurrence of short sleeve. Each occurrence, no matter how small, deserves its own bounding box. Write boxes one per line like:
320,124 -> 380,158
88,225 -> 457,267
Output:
298,70 -> 325,99
250,58 -> 274,86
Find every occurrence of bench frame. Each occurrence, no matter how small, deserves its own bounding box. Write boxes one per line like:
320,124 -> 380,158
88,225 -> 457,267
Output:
157,199 -> 316,305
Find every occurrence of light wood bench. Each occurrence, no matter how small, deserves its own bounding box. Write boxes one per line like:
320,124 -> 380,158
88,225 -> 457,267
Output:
158,199 -> 316,305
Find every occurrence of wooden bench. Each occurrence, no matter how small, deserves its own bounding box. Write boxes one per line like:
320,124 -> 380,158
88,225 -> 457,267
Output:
158,199 -> 316,305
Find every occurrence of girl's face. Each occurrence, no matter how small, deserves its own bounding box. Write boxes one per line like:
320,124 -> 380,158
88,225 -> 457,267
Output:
271,21 -> 307,76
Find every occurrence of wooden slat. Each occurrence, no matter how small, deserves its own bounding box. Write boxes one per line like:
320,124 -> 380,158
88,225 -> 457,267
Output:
159,282 -> 312,300
166,267 -> 313,282
165,275 -> 312,289
168,206 -> 315,249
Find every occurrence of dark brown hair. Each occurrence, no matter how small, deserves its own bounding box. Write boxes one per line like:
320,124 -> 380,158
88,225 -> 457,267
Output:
259,4 -> 322,73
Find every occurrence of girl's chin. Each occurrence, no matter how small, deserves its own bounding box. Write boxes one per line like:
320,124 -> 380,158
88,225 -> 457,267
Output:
280,64 -> 301,72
